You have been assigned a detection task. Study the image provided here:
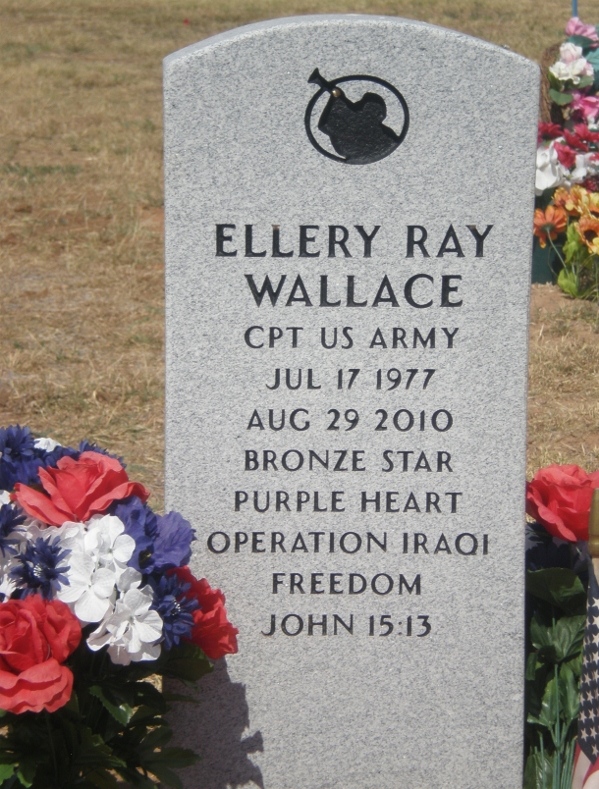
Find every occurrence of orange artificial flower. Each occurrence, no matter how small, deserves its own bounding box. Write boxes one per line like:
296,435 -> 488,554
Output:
553,185 -> 599,217
577,215 -> 599,255
533,205 -> 568,248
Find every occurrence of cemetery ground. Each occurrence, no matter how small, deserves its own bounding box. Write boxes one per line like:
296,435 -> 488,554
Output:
1,0 -> 598,510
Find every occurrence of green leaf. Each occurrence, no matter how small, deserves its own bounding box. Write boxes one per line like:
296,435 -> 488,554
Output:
558,664 -> 580,725
0,763 -> 15,781
139,724 -> 173,751
533,614 -> 585,662
526,650 -> 540,682
523,748 -> 554,789
576,75 -> 594,89
549,88 -> 574,106
130,680 -> 167,713
15,762 -> 35,788
129,704 -> 164,726
89,685 -> 134,726
142,761 -> 183,789
147,746 -> 198,769
567,34 -> 596,48
84,768 -> 124,789
75,727 -> 127,770
530,677 -> 559,729
527,568 -> 587,614
558,268 -> 581,298
162,643 -> 212,682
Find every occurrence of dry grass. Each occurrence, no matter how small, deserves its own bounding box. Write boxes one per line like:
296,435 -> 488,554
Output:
528,286 -> 599,477
0,0 -> 596,510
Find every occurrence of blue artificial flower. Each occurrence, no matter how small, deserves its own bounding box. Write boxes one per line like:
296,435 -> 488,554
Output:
38,439 -> 119,473
0,503 -> 26,557
525,521 -> 577,571
10,535 -> 70,599
40,443 -> 79,469
148,573 -> 198,650
151,512 -> 195,571
112,495 -> 158,572
78,440 -> 124,466
113,499 -> 195,574
0,425 -> 42,489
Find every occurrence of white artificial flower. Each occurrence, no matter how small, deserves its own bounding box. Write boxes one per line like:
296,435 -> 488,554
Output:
536,141 -> 567,195
550,45 -> 594,85
0,575 -> 17,600
568,152 -> 599,185
85,515 -> 135,581
0,491 -> 10,506
57,551 -> 117,623
55,521 -> 112,622
116,565 -> 143,593
33,436 -> 60,452
0,548 -> 20,598
87,584 -> 163,666
54,515 -> 136,624
0,503 -> 31,594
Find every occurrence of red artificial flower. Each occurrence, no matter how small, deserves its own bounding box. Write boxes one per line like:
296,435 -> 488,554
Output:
13,451 -> 149,526
526,464 -> 599,542
563,129 -> 590,152
573,124 -> 599,144
0,596 -> 81,713
554,142 -> 577,169
538,122 -> 564,144
172,566 -> 238,659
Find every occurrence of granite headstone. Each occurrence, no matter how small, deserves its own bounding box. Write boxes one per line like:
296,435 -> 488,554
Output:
164,15 -> 539,789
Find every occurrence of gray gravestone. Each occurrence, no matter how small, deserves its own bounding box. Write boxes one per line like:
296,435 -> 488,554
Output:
164,15 -> 538,789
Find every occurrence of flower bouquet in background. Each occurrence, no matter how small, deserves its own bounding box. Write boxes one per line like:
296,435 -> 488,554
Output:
524,464 -> 599,789
534,16 -> 599,300
0,426 -> 238,789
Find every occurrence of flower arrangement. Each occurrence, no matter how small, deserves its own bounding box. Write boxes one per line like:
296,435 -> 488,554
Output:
524,463 -> 599,789
0,425 -> 238,789
534,17 -> 599,300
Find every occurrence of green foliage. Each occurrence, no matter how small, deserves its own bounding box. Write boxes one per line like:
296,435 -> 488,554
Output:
0,640 -> 206,788
557,223 -> 599,301
548,88 -> 573,107
526,569 -> 586,614
524,566 -> 586,789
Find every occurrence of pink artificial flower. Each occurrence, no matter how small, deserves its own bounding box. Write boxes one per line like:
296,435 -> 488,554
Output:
571,91 -> 599,122
560,41 -> 586,64
565,17 -> 599,42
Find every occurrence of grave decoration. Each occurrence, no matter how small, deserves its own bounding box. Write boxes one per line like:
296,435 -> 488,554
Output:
0,425 -> 238,789
534,15 -> 599,299
524,465 -> 599,789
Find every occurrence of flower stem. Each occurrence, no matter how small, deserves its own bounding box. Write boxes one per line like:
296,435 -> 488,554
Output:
548,236 -> 566,277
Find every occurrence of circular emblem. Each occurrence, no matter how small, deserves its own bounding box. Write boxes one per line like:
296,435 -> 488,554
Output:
305,70 -> 409,165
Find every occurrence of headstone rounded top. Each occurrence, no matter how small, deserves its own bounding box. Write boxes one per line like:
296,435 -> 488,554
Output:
164,13 -> 536,70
